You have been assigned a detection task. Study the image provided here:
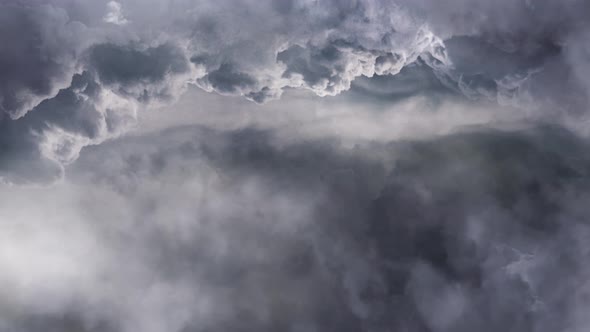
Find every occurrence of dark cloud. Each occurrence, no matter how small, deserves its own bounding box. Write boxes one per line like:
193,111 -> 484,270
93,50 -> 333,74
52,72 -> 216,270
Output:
0,71 -> 134,184
349,61 -> 451,102
2,0 -> 590,182
407,0 -> 590,115
88,42 -> 190,101
2,2 -> 590,331
277,44 -> 349,94
0,38 -> 193,183
3,0 -> 590,113
170,0 -> 590,111
196,63 -> 258,95
0,3 -> 86,119
3,124 -> 588,331
6,314 -> 116,332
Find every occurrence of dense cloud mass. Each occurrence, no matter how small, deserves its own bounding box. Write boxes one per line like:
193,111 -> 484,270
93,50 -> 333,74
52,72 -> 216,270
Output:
2,125 -> 590,332
2,1 -> 590,331
1,0 -> 590,182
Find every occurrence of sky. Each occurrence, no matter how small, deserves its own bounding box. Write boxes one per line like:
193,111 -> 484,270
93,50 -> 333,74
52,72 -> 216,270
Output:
1,0 -> 590,331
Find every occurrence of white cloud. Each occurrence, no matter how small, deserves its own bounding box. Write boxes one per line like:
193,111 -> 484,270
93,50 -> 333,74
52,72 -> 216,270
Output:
103,1 -> 129,25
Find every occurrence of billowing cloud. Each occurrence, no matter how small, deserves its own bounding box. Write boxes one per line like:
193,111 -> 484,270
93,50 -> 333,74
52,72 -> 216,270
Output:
2,2 -> 590,330
0,39 -> 194,183
1,0 -> 590,183
0,71 -> 135,184
2,125 -> 590,331
104,1 -> 129,25
4,0 -> 590,115
0,3 -> 88,119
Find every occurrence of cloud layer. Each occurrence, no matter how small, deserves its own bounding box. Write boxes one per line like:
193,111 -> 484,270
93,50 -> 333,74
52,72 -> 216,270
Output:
2,125 -> 590,331
2,2 -> 590,331
2,0 -> 590,183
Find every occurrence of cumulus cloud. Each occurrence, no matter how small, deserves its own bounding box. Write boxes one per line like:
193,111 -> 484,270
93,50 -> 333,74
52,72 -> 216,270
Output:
186,0 -> 448,102
2,2 -> 590,330
0,38 -> 194,183
2,0 -> 590,182
0,3 -> 88,119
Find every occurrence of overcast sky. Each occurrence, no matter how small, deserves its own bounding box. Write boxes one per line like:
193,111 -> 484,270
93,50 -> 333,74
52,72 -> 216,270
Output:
2,1 -> 590,331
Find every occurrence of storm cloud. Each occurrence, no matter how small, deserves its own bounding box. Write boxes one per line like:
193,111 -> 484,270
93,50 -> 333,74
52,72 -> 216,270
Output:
2,1 -> 590,331
2,0 -> 590,181
2,125 -> 590,331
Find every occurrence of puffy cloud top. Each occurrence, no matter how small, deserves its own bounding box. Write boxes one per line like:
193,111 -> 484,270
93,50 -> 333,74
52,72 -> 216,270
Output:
3,2 -> 590,331
0,0 -> 589,183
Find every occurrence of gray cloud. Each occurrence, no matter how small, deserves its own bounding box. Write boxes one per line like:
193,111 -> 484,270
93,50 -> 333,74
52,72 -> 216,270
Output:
2,124 -> 590,331
2,3 -> 590,330
0,38 -> 193,183
0,3 -> 87,119
2,0 -> 590,183
0,71 -> 132,184
88,42 -> 190,101
4,0 -> 590,113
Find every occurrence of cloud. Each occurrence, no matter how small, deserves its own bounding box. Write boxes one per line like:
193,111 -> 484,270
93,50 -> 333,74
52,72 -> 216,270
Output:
2,124 -> 590,331
4,0 -> 590,116
0,38 -> 195,183
103,1 -> 129,25
0,1 -> 449,113
2,2 -> 590,331
0,4 -> 89,119
2,0 -> 590,184
186,1 -> 448,103
3,2 -> 590,332
87,42 -> 192,102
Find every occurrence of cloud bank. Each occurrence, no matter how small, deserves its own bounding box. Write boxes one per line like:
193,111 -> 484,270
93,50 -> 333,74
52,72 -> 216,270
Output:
2,1 -> 590,331
2,0 -> 590,182
2,125 -> 590,331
